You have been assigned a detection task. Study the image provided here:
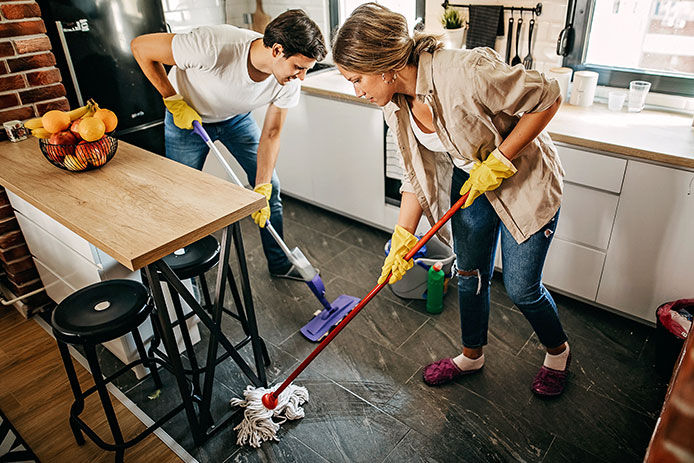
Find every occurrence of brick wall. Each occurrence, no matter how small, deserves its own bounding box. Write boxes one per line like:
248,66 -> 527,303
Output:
0,0 -> 69,140
0,0 -> 56,314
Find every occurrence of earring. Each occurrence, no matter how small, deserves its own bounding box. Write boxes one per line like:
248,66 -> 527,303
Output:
381,72 -> 398,84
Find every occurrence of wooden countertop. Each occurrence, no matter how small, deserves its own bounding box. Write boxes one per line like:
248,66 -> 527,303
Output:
302,70 -> 694,169
0,138 -> 264,271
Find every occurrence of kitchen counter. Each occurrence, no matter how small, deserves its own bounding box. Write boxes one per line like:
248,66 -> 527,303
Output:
302,70 -> 694,170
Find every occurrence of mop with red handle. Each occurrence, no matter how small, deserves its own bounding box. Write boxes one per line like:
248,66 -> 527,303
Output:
230,184 -> 471,448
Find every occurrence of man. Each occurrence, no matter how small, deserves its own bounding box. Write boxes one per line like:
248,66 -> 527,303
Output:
131,10 -> 326,279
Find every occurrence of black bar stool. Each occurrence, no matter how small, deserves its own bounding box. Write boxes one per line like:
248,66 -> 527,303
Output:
51,279 -> 182,463
141,235 -> 270,399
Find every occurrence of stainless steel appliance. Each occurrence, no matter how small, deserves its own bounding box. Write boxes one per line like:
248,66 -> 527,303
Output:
38,0 -> 168,154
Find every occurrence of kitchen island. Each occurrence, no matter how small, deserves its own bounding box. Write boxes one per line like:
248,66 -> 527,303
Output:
0,137 -> 265,375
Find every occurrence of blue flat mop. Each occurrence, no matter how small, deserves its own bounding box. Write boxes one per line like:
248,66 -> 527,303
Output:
192,121 -> 358,341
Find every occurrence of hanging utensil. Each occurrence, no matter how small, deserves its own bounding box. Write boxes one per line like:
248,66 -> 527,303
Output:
505,9 -> 514,64
510,14 -> 523,66
523,16 -> 535,69
557,0 -> 577,56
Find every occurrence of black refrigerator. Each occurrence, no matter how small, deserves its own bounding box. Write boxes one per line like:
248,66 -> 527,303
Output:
38,0 -> 168,155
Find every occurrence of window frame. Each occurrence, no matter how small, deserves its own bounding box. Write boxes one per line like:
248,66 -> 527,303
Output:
328,0 -> 426,43
564,0 -> 694,97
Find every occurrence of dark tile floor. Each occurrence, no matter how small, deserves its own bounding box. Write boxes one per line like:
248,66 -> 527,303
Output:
97,196 -> 669,463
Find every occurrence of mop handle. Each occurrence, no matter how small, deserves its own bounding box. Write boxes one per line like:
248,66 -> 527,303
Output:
192,121 -> 293,257
267,190 -> 470,402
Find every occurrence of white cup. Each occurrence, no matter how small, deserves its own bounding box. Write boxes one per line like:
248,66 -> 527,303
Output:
628,80 -> 651,112
607,91 -> 626,111
547,67 -> 572,103
569,71 -> 599,107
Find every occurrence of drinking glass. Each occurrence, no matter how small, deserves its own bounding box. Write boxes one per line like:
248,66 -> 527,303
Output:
608,91 -> 626,111
628,81 -> 651,112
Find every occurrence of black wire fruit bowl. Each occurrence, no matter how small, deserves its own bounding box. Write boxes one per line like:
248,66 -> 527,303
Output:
39,134 -> 118,172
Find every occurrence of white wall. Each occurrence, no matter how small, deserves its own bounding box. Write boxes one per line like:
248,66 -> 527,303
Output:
425,0 -> 568,73
161,0 -> 228,32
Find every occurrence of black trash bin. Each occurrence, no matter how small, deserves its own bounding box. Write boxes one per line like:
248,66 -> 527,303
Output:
655,299 -> 693,377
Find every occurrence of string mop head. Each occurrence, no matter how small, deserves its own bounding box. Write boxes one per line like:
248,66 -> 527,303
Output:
230,383 -> 309,448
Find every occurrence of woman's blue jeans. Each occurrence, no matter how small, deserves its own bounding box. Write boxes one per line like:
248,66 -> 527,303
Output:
164,111 -> 290,274
450,167 -> 568,349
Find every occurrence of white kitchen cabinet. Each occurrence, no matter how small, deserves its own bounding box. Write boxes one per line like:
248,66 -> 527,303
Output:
596,160 -> 694,323
554,182 -> 619,250
256,95 -> 386,226
557,144 -> 627,193
543,237 -> 606,300
206,96 -> 386,228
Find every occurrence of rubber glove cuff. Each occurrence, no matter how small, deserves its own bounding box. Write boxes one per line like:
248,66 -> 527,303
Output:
460,148 -> 517,208
163,94 -> 202,130
251,183 -> 272,228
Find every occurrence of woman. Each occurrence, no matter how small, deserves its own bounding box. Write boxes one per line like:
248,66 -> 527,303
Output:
333,3 -> 570,396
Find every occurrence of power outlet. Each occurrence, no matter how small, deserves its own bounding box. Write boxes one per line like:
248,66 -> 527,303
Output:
243,12 -> 252,25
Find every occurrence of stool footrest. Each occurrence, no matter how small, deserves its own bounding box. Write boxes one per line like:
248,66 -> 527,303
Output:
150,334 -> 253,377
72,400 -> 185,451
67,356 -> 183,454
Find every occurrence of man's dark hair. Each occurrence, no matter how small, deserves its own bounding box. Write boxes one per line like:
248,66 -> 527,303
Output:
263,10 -> 327,61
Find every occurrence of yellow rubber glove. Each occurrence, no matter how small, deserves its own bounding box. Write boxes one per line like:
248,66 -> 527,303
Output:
378,225 -> 418,285
460,148 -> 517,208
251,183 -> 272,228
163,94 -> 202,130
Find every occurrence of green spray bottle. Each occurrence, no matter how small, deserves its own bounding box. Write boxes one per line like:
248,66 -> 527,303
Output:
426,261 -> 445,314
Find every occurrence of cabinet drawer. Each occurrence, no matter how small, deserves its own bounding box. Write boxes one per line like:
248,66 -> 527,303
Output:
555,183 -> 619,250
33,257 -> 76,304
543,237 -> 606,301
15,211 -> 102,290
7,191 -> 96,263
557,145 -> 626,193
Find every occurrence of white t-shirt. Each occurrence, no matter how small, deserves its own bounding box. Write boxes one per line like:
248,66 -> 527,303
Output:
169,25 -> 301,123
407,106 -> 475,173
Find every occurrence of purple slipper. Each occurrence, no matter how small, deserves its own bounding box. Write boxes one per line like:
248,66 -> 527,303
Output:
531,353 -> 571,397
422,357 -> 483,386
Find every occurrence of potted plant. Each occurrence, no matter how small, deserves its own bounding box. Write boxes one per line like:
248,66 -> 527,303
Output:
441,7 -> 464,48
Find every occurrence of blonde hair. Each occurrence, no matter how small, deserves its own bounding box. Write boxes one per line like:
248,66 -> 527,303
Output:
332,3 -> 443,74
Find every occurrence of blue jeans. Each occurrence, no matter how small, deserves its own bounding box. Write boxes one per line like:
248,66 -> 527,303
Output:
450,167 -> 568,349
164,111 -> 290,274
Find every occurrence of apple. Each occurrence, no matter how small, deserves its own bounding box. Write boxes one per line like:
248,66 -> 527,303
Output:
49,130 -> 77,145
75,139 -> 107,167
44,144 -> 65,163
69,119 -> 82,140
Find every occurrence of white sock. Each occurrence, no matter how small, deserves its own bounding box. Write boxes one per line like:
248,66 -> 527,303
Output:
543,344 -> 570,371
452,352 -> 485,371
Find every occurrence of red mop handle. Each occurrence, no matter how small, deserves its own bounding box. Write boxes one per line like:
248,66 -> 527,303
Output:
261,191 -> 470,409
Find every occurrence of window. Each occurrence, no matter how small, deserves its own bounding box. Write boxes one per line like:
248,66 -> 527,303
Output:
564,0 -> 694,96
328,0 -> 425,42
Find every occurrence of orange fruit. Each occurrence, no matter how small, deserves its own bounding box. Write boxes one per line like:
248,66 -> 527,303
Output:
78,116 -> 105,142
42,110 -> 71,133
93,109 -> 118,132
